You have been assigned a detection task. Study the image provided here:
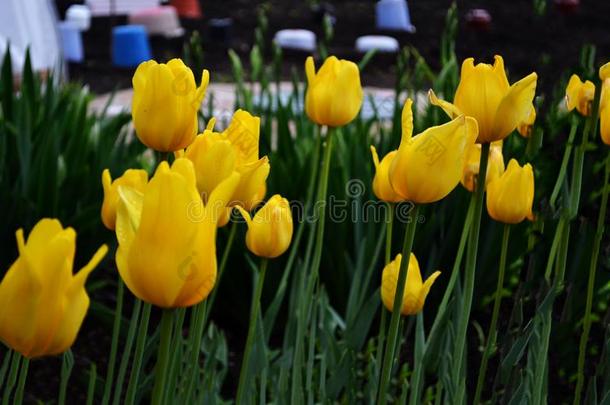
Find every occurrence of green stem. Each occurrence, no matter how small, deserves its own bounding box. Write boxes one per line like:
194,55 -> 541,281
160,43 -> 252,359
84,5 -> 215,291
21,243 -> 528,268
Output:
574,152 -> 610,404
86,363 -> 97,405
182,300 -> 207,401
125,302 -> 151,405
408,313 -> 426,405
102,278 -> 124,405
377,204 -> 420,405
112,299 -> 142,405
263,127 -> 321,341
13,357 -> 28,405
2,352 -> 20,405
205,223 -> 238,321
473,224 -> 511,404
236,258 -> 269,404
373,202 -> 395,395
452,142 -> 490,398
550,117 -> 578,211
423,195 -> 475,364
533,79 -> 602,405
385,203 -> 395,264
152,310 -> 174,405
291,126 -> 334,403
0,350 -> 13,389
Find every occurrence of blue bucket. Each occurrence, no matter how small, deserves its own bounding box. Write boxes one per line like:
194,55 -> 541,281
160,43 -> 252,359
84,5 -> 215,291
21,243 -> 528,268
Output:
112,25 -> 152,68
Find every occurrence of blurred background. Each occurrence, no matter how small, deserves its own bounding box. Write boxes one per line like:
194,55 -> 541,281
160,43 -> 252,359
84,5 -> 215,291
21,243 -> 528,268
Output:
2,0 -> 610,94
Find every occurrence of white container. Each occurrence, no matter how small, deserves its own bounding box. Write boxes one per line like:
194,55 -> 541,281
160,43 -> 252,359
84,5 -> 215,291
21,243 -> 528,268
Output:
66,5 -> 92,31
375,0 -> 415,33
355,35 -> 399,53
273,29 -> 316,52
58,21 -> 83,62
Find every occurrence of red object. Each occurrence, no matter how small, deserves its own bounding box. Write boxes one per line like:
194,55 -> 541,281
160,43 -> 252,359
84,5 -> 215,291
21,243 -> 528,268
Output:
465,8 -> 492,31
554,0 -> 580,14
170,0 -> 202,19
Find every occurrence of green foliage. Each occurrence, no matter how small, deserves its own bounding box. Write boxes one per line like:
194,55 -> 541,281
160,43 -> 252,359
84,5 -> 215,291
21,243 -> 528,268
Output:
0,48 -> 145,268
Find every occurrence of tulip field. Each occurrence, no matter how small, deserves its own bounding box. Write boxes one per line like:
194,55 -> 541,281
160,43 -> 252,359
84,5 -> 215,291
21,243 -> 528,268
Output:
1,5 -> 610,405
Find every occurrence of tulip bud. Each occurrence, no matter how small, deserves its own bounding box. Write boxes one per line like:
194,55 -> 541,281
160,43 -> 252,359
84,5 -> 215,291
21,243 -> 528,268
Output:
305,56 -> 363,127
389,99 -> 478,203
236,195 -> 293,258
429,56 -> 537,143
0,219 -> 107,358
115,158 -> 240,307
101,169 -> 148,230
486,159 -> 535,224
566,74 -> 595,116
461,141 -> 505,192
370,146 -> 403,203
381,253 -> 441,316
132,59 -> 209,152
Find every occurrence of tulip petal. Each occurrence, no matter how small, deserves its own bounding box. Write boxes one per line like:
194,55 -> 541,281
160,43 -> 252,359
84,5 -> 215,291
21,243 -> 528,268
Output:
428,89 -> 462,119
401,99 -> 414,142
391,115 -> 477,203
206,172 -> 242,223
126,166 -> 202,307
224,110 -> 261,164
491,72 -> 538,142
454,58 -> 511,142
305,56 -> 316,84
370,145 -> 381,169
72,245 -> 108,292
492,55 -> 510,90
600,62 -> 610,81
236,205 -> 253,227
116,185 -> 144,248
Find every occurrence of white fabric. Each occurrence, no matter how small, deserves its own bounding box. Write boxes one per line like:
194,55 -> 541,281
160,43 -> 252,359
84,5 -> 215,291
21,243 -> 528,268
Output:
355,35 -> 399,53
0,0 -> 62,73
273,29 -> 316,52
86,0 -> 161,16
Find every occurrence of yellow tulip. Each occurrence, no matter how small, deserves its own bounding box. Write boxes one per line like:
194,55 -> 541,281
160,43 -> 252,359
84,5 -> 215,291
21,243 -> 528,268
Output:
370,146 -> 403,203
132,59 -> 209,152
429,56 -> 538,143
305,56 -> 363,127
599,79 -> 610,146
389,99 -> 478,203
461,141 -> 505,192
517,105 -> 536,138
115,158 -> 240,308
380,253 -> 441,316
600,62 -> 610,82
101,169 -> 148,230
236,195 -> 293,258
565,74 -> 595,116
0,219 -> 107,358
486,159 -> 535,224
185,110 -> 270,213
